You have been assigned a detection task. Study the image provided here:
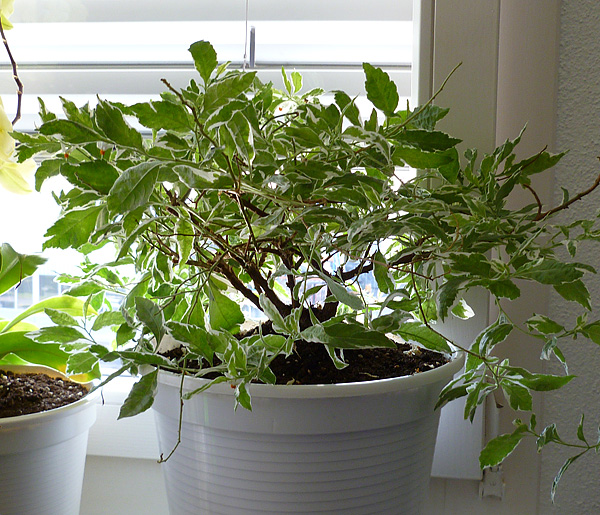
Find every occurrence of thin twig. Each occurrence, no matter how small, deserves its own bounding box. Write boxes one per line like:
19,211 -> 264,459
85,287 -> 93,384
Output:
0,17 -> 22,125
536,168 -> 600,220
523,183 -> 544,220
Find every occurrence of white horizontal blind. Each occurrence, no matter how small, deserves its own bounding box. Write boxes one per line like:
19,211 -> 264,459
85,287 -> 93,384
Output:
1,0 -> 413,131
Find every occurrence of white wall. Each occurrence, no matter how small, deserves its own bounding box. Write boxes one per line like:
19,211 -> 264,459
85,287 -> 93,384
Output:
540,1 -> 600,513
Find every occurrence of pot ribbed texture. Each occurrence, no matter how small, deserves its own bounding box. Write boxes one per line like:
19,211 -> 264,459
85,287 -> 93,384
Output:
155,412 -> 439,514
153,355 -> 463,515
0,366 -> 97,515
0,431 -> 89,514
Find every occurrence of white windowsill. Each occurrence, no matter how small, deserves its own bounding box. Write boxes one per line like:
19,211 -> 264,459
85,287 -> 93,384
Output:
87,377 -> 160,460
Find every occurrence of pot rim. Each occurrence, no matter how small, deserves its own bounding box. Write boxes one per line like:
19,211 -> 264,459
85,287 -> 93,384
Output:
159,351 -> 465,399
0,364 -> 98,425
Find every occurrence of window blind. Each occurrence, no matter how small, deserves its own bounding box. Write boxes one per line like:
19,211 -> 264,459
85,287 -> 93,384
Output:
1,0 -> 413,131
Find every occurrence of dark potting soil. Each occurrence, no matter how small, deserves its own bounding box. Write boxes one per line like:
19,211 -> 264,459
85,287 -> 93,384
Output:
268,340 -> 448,385
0,370 -> 89,418
164,339 -> 449,386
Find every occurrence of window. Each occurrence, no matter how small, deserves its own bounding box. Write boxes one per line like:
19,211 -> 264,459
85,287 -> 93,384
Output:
5,0 -> 412,131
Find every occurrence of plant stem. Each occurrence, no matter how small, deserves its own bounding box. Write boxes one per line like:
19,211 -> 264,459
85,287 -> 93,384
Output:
0,18 -> 22,125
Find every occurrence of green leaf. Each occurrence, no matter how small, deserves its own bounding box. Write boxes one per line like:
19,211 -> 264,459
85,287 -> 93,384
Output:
551,452 -> 587,503
325,345 -> 349,370
438,276 -> 467,320
189,41 -> 218,85
132,100 -> 190,132
92,311 -> 126,331
526,314 -> 565,335
315,271 -> 364,311
436,379 -> 469,409
334,90 -> 361,126
39,119 -> 106,145
291,71 -> 303,93
502,381 -> 532,411
281,67 -> 292,94
135,297 -> 165,344
518,372 -> 574,392
397,129 -> 461,152
44,308 -> 79,327
95,99 -> 144,150
26,326 -> 86,344
536,423 -> 562,450
372,310 -> 411,333
577,414 -> 588,444
259,294 -> 287,334
0,332 -> 71,373
66,351 -> 100,376
204,72 -> 256,112
222,112 -> 255,161
451,299 -> 474,320
0,243 -> 46,296
175,217 -> 194,266
393,320 -> 451,353
63,161 -> 120,195
234,382 -> 252,411
43,205 -> 102,250
118,369 -> 158,418
207,282 -> 244,332
363,63 -> 399,114
393,146 -> 454,169
301,322 -> 396,349
173,165 -> 228,189
63,281 -> 104,297
2,296 -> 95,333
554,280 -> 591,310
518,260 -> 583,285
373,251 -> 395,294
166,321 -> 214,361
479,425 -> 528,468
283,126 -> 322,148
107,162 -> 160,215
116,216 -> 166,261
34,158 -> 62,191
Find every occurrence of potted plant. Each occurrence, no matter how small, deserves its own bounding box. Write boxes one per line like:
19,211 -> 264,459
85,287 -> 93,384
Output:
0,242 -> 109,515
13,40 -> 600,512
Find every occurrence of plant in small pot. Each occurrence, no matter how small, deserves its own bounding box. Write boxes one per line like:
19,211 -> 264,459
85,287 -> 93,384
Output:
0,242 -> 111,515
14,40 -> 600,513
0,4 -> 121,511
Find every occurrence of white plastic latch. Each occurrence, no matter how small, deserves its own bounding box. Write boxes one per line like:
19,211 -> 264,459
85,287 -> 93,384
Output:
479,466 -> 505,500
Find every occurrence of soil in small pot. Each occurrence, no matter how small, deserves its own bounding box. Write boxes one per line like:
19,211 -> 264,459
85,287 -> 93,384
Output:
0,370 -> 89,418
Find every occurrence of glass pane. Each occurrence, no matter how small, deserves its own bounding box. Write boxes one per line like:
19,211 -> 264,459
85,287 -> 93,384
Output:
39,274 -> 59,300
15,276 -> 33,309
0,289 -> 15,309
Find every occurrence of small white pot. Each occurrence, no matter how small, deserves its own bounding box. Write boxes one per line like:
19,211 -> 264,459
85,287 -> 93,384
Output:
0,365 -> 98,515
153,353 -> 464,515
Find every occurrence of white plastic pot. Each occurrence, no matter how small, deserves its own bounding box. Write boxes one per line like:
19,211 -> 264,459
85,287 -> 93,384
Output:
153,353 -> 464,515
0,365 -> 98,515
